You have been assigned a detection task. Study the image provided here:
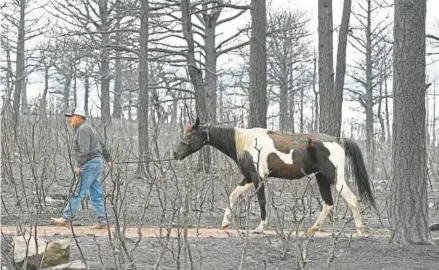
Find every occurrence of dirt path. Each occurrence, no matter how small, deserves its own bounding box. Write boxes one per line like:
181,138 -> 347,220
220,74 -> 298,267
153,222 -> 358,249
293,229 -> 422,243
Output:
1,225 -> 401,239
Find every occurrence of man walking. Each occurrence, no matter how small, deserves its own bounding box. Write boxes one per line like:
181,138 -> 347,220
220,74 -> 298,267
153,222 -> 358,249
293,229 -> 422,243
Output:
51,107 -> 113,229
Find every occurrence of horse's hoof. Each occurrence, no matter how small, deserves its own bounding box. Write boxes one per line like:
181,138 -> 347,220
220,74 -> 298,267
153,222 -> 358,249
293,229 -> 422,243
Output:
356,226 -> 368,236
221,222 -> 231,229
307,227 -> 319,235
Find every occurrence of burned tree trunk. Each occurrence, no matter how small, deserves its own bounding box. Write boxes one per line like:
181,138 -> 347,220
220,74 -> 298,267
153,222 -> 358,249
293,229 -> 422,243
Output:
84,73 -> 90,116
333,0 -> 351,137
204,18 -> 217,124
312,50 -> 318,133
385,74 -> 391,142
13,0 -> 26,123
63,68 -> 73,112
73,64 -> 78,108
113,13 -> 123,119
317,0 -> 335,136
21,76 -> 28,114
137,0 -> 149,177
279,81 -> 288,133
99,0 -> 111,125
389,0 -> 432,245
113,51 -> 123,119
365,0 -> 375,173
248,0 -> 267,128
377,69 -> 386,142
41,65 -> 50,111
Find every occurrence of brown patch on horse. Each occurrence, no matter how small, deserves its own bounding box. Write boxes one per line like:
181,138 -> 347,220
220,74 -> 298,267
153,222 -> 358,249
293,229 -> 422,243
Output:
305,139 -> 336,183
266,153 -> 310,180
306,138 -> 323,173
267,131 -> 307,154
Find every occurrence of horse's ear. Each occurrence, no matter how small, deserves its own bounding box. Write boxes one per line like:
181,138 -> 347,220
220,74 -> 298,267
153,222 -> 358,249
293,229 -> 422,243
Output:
193,117 -> 200,129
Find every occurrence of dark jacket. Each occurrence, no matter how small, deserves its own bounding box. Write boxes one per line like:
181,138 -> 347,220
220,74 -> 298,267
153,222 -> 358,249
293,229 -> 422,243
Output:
73,123 -> 111,167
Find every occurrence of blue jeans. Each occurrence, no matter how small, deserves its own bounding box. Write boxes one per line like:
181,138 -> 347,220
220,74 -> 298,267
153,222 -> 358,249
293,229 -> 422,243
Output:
62,159 -> 108,225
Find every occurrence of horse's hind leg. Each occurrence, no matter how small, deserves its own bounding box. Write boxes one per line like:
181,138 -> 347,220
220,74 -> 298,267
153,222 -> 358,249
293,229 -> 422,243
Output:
336,178 -> 365,235
221,178 -> 253,229
308,173 -> 334,234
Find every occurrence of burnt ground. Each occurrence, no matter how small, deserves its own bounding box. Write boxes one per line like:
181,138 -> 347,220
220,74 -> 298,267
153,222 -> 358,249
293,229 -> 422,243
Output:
2,120 -> 439,269
2,227 -> 439,270
2,167 -> 439,269
65,235 -> 439,270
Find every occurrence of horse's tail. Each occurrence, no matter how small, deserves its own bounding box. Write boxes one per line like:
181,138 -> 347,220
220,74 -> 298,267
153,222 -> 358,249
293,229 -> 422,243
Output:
342,138 -> 376,209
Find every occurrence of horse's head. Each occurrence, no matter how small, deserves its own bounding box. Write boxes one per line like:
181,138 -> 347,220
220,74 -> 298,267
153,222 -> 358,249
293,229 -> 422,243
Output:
173,117 -> 205,160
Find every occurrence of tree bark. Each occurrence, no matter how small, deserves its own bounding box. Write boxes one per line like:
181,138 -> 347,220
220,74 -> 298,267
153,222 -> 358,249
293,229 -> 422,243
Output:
389,0 -> 432,245
288,82 -> 295,133
218,81 -> 224,123
248,0 -> 267,128
279,80 -> 288,132
333,0 -> 351,138
21,76 -> 28,114
41,65 -> 50,111
385,73 -> 391,143
377,66 -> 386,142
113,13 -> 123,119
128,89 -> 133,121
13,0 -> 26,123
73,64 -> 77,108
365,0 -> 374,174
63,68 -> 72,111
137,0 -> 149,177
312,50 -> 318,133
377,83 -> 385,142
317,0 -> 335,136
204,11 -> 218,124
84,73 -> 90,116
99,0 -> 111,125
4,38 -> 13,104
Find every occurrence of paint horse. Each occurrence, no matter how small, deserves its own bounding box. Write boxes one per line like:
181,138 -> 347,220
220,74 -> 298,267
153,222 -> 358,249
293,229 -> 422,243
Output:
173,117 -> 375,235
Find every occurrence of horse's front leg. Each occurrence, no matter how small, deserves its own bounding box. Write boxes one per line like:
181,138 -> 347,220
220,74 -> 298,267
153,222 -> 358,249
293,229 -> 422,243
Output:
254,180 -> 268,234
221,178 -> 253,229
246,169 -> 268,234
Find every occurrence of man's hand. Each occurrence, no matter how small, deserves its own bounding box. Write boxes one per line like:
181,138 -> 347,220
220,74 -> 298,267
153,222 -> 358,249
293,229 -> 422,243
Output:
74,167 -> 81,175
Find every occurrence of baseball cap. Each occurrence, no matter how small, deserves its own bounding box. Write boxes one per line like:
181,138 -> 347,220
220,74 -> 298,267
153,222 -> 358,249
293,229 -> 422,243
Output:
65,107 -> 86,118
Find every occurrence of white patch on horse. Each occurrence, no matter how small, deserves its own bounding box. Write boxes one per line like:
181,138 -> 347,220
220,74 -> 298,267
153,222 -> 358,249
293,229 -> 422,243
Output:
322,141 -> 364,233
309,203 -> 333,233
254,219 -> 268,234
235,128 -> 294,178
234,128 -> 268,159
222,183 -> 254,228
323,142 -> 345,182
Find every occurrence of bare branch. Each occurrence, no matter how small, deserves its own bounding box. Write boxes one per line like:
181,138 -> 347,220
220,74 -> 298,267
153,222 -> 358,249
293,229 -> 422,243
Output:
426,34 -> 439,41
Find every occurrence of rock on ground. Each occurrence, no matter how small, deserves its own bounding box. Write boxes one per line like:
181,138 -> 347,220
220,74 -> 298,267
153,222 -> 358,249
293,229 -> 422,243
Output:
12,233 -> 71,269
